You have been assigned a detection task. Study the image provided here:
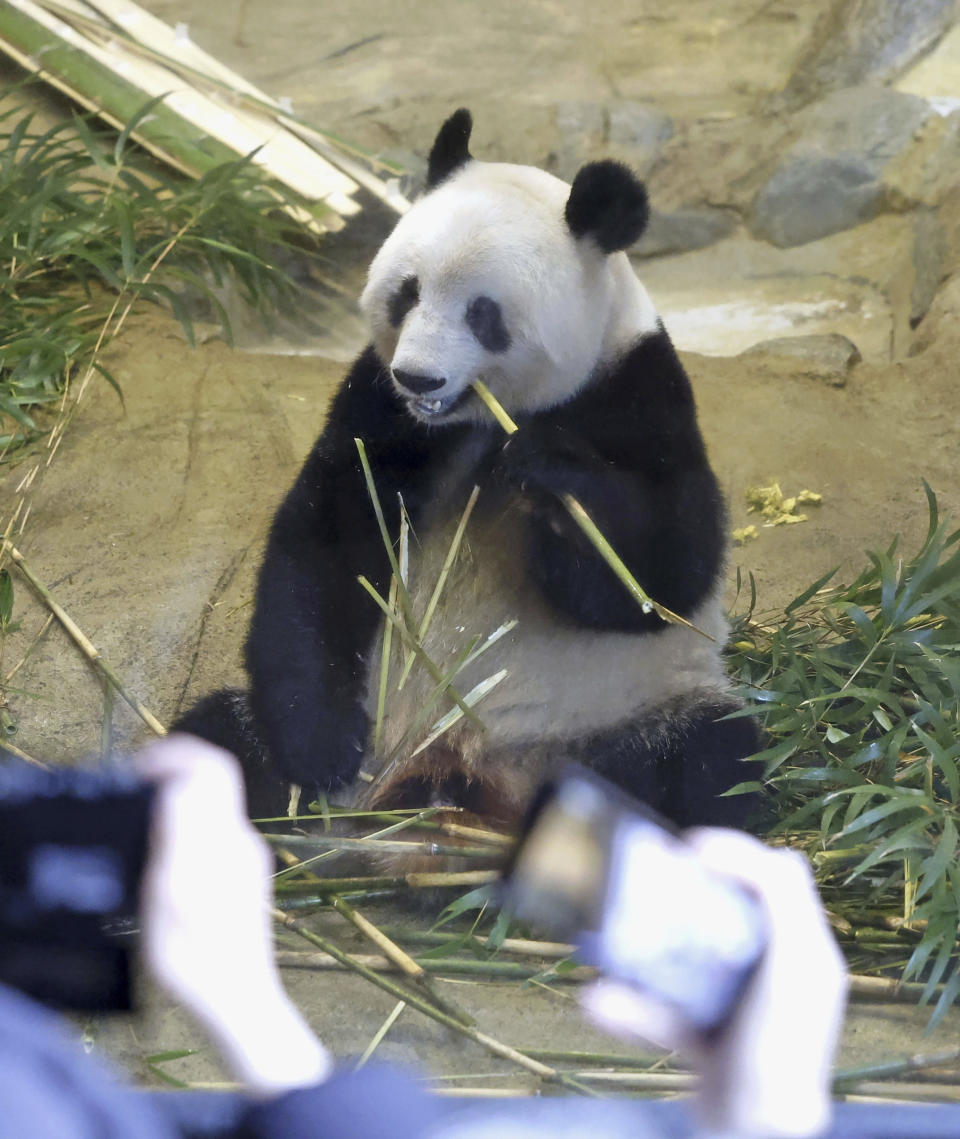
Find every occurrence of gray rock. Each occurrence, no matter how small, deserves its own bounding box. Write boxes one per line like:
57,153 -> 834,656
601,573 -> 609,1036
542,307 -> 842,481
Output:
751,87 -> 933,246
607,101 -> 674,151
776,0 -> 956,109
743,334 -> 862,386
911,209 -> 946,326
549,100 -> 673,182
634,207 -> 738,258
752,154 -> 883,247
549,101 -> 607,180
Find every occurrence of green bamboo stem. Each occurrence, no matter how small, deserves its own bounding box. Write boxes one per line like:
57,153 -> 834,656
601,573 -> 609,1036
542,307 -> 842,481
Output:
833,1046 -> 960,1088
272,809 -> 443,879
270,907 -> 599,1097
377,633 -> 484,776
261,832 -> 504,860
2,541 -> 166,735
373,567 -> 399,756
274,949 -> 594,982
398,485 -> 480,690
330,895 -> 475,1026
274,869 -> 499,896
377,929 -> 572,958
357,575 -> 482,730
471,380 -> 715,642
524,1048 -> 672,1068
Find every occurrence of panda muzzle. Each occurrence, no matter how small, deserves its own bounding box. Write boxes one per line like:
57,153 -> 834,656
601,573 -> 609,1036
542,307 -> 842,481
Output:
391,368 -> 446,395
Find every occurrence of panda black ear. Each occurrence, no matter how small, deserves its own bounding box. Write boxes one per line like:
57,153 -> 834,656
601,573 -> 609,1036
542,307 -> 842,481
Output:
565,161 -> 650,253
426,108 -> 473,190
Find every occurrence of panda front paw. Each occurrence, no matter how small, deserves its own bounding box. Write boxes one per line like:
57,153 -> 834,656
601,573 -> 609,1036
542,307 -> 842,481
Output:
274,700 -> 370,792
497,423 -> 602,498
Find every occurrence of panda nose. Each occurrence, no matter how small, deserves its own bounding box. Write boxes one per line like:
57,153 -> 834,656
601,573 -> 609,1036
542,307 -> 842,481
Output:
392,368 -> 446,394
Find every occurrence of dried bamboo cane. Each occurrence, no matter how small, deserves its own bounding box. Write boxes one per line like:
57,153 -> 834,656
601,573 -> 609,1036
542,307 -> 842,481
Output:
271,907 -> 599,1097
330,895 -> 475,1026
274,949 -> 595,982
1,542 -> 166,735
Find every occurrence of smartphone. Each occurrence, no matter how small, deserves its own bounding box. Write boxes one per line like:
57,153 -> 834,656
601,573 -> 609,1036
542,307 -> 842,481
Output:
502,767 -> 767,1037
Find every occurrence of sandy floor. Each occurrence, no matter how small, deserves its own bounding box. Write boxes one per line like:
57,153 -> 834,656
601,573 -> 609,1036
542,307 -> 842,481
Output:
3,0 -> 960,1101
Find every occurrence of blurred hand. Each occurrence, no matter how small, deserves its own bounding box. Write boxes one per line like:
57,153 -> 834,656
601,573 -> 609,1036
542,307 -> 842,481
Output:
135,735 -> 331,1096
582,828 -> 847,1139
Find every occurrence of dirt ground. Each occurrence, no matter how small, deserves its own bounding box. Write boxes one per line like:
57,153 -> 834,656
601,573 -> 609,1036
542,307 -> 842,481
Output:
3,0 -> 960,1103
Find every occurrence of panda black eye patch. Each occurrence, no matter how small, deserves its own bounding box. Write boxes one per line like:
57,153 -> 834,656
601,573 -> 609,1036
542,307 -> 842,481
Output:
466,295 -> 511,353
388,276 -> 420,327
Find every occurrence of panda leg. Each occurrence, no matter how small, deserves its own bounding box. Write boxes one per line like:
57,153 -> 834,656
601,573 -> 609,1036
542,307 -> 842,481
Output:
171,689 -> 290,820
568,700 -> 763,831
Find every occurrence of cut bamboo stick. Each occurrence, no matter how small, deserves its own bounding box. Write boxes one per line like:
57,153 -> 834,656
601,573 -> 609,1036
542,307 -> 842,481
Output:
1,541 -> 166,736
0,0 -> 368,231
330,895 -> 475,1026
271,908 -> 599,1097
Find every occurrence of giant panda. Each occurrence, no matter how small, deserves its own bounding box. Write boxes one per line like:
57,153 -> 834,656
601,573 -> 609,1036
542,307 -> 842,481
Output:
177,109 -> 760,835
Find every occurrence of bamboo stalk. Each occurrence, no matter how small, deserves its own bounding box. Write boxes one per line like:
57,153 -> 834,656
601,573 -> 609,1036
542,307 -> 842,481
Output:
837,1082 -> 960,1103
398,485 -> 480,690
355,1001 -> 406,1070
1,542 -> 166,735
4,612 -> 54,683
372,542 -> 400,756
0,0 -> 353,223
273,949 -> 594,982
434,822 -> 514,848
272,808 -> 443,879
834,1046 -> 960,1087
261,833 -> 504,860
270,907 -> 599,1097
0,734 -> 48,767
274,870 -> 499,896
378,929 -> 573,958
409,669 -> 508,758
376,634 -> 484,776
358,575 -> 483,731
524,1048 -> 671,1068
331,895 -> 475,1026
470,381 -> 714,641
848,974 -> 931,1002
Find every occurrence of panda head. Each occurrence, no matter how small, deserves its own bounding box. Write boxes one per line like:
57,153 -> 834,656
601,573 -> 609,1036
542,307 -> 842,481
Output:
360,109 -> 660,426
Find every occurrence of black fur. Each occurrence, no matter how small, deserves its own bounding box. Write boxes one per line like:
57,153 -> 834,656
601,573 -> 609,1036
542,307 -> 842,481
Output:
426,108 -> 473,190
173,689 -> 288,819
182,326 -> 735,815
466,295 -> 511,353
572,700 -> 762,828
565,160 -> 650,253
388,276 -> 419,327
497,329 -> 725,630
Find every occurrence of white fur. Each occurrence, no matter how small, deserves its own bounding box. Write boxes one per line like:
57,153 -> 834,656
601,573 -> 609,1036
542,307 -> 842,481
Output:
360,161 -> 660,425
369,501 -> 729,769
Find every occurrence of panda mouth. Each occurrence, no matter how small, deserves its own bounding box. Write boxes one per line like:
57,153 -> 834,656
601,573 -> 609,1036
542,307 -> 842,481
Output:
410,389 -> 467,418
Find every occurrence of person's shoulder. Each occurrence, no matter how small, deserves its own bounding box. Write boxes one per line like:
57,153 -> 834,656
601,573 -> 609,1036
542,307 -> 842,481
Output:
236,1065 -> 441,1139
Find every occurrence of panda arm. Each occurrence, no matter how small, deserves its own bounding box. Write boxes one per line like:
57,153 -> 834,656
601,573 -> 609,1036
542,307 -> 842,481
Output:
499,333 -> 726,632
243,347 -> 445,790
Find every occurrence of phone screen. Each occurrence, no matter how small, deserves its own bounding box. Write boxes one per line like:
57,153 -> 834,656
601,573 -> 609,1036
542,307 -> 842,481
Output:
503,769 -> 767,1036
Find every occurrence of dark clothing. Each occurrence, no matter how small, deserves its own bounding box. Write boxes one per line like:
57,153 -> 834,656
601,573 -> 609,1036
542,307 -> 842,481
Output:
6,982 -> 960,1139
0,982 -> 439,1139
